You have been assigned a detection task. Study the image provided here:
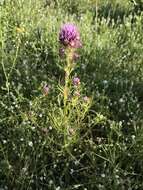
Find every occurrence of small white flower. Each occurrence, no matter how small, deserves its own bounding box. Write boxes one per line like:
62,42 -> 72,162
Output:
81,64 -> 86,69
23,121 -> 26,125
3,140 -> 7,144
55,186 -> 60,190
103,80 -> 108,85
8,164 -> 12,169
74,160 -> 79,165
53,164 -> 57,168
22,167 -> 27,173
101,173 -> 105,178
119,98 -> 124,103
29,101 -> 32,106
74,184 -> 80,188
131,135 -> 135,139
28,141 -> 33,147
49,180 -> 53,185
49,126 -> 52,130
70,169 -> 74,174
98,184 -> 103,188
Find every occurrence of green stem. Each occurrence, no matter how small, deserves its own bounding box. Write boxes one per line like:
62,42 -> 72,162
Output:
1,29 -> 10,95
63,48 -> 73,111
8,37 -> 21,80
96,0 -> 98,32
1,29 -> 20,95
63,48 -> 74,146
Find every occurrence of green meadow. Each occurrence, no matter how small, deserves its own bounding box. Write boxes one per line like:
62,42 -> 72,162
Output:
0,0 -> 143,189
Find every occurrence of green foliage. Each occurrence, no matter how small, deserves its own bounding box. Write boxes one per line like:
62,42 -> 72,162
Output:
0,0 -> 143,189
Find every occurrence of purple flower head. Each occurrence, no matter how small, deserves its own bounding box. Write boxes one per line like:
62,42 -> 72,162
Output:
73,77 -> 80,86
59,23 -> 82,48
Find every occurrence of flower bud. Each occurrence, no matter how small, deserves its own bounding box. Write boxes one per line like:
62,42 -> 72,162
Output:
43,84 -> 49,95
73,77 -> 80,86
83,96 -> 89,102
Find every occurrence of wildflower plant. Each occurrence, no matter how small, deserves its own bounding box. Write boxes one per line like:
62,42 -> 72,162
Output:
49,23 -> 91,149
